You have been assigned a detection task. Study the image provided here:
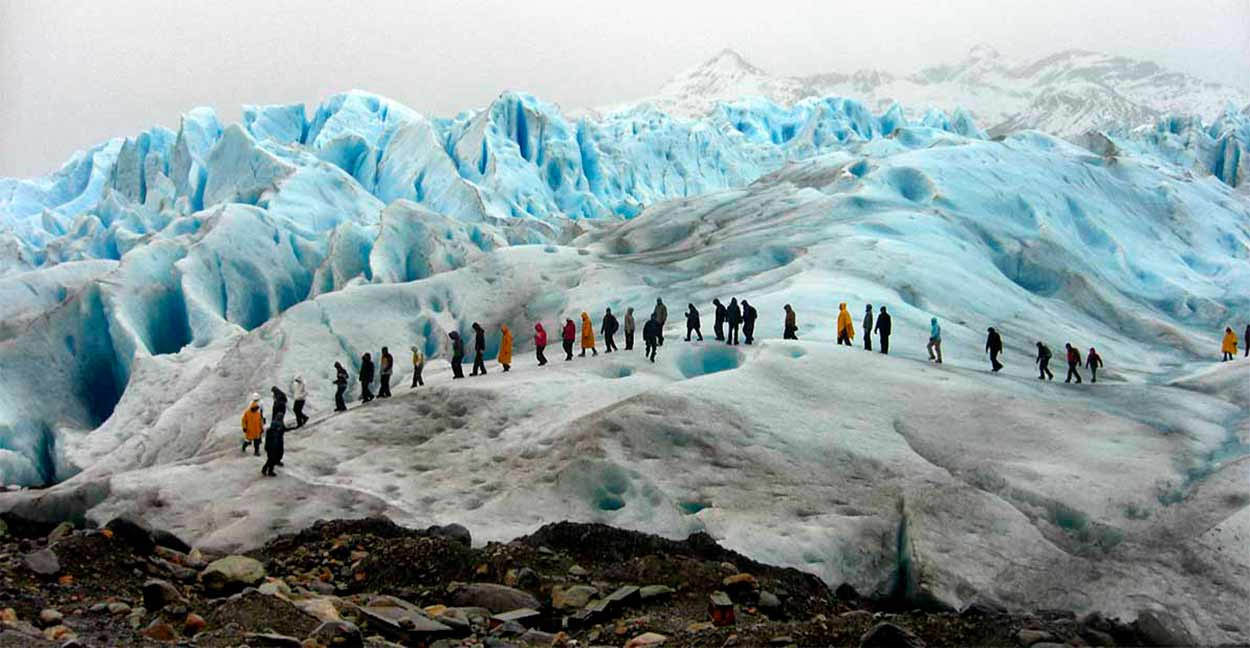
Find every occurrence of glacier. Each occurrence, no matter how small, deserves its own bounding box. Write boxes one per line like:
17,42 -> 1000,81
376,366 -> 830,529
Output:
2,90 -> 1250,643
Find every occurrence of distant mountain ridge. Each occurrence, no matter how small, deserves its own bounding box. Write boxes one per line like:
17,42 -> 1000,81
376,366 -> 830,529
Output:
617,45 -> 1250,137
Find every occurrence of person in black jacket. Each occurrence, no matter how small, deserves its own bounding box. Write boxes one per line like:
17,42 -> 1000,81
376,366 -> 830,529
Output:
470,323 -> 488,376
378,347 -> 393,398
685,304 -> 703,341
874,306 -> 892,354
333,362 -> 349,412
643,313 -> 662,362
985,327 -> 1004,372
359,353 -> 375,403
449,331 -> 465,379
1245,324 -> 1249,358
863,305 -> 874,351
262,386 -> 287,476
601,308 -> 620,352
742,300 -> 757,344
726,298 -> 742,345
713,299 -> 727,341
1035,342 -> 1054,380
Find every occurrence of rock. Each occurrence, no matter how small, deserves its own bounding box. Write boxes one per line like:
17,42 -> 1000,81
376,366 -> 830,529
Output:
769,637 -> 795,646
42,625 -> 75,642
840,610 -> 873,623
89,603 -> 108,614
244,633 -> 304,647
150,528 -> 192,554
961,598 -> 1007,618
201,555 -> 267,592
308,620 -> 364,648
38,609 -> 63,627
23,549 -> 61,576
107,602 -> 131,615
722,573 -> 757,588
606,585 -> 640,610
639,585 -> 674,601
105,517 -> 156,555
143,578 -> 187,611
686,622 -> 714,633
492,609 -> 540,625
493,620 -> 527,637
47,522 -> 74,544
505,567 -> 540,589
185,548 -> 206,569
1134,609 -> 1196,647
0,608 -> 16,622
519,628 -> 558,645
295,597 -> 342,623
183,613 -> 206,636
567,564 -> 589,577
859,623 -> 926,648
128,608 -> 147,630
552,584 -> 598,610
834,583 -> 860,601
625,632 -> 667,647
1079,628 -> 1115,647
448,583 -> 540,614
142,620 -> 177,641
352,604 -> 453,643
259,578 -> 294,598
426,523 -> 471,548
1016,629 -> 1054,646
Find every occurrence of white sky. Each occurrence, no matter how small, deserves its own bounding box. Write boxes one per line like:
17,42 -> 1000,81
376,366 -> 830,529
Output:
2,0 -> 1248,177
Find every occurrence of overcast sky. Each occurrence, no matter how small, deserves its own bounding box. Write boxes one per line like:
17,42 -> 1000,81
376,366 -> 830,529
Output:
2,0 -> 1248,177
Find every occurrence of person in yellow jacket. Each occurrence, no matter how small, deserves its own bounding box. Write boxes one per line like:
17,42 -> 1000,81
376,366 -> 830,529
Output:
498,324 -> 514,372
579,312 -> 598,357
1222,327 -> 1238,361
836,302 -> 855,346
240,393 -> 265,456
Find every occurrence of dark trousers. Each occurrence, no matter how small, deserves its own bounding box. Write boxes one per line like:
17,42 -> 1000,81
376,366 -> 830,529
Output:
865,334 -> 872,351
536,345 -> 547,365
411,366 -> 424,387
837,331 -> 851,346
243,438 -> 260,454
293,399 -> 307,427
879,334 -> 889,354
452,356 -> 464,378
1038,358 -> 1053,380
472,352 -> 487,375
605,334 -> 618,352
1089,366 -> 1097,383
784,325 -> 798,340
1066,362 -> 1082,383
686,325 -> 702,342
625,330 -> 634,350
744,322 -> 754,344
715,321 -> 724,341
727,323 -> 739,345
563,340 -> 574,360
378,374 -> 391,398
645,340 -> 657,362
262,447 -> 284,476
360,380 -> 373,402
990,350 -> 1003,372
1224,352 -> 1234,361
334,384 -> 347,411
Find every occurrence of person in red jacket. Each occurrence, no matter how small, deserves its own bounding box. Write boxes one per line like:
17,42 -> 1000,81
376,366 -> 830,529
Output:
562,318 -> 577,361
534,323 -> 548,366
1064,343 -> 1083,384
1086,347 -> 1103,383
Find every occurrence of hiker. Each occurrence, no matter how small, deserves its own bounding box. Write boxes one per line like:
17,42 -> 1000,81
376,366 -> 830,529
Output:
1245,325 -> 1249,358
534,323 -> 548,366
499,324 -> 513,372
1086,347 -> 1103,383
410,346 -> 425,387
643,313 -> 662,362
602,308 -> 620,352
333,362 -> 349,412
580,312 -> 598,357
985,327 -> 1004,372
562,318 -> 576,361
685,304 -> 703,341
261,386 -> 287,477
836,303 -> 855,346
926,317 -> 942,363
1035,342 -> 1054,380
863,305 -> 874,351
359,353 -> 375,403
471,323 -> 487,376
875,306 -> 892,354
290,375 -> 308,427
725,298 -> 741,345
1065,343 -> 1083,383
448,331 -> 465,379
1222,327 -> 1238,361
742,300 -> 757,344
378,347 -> 393,398
623,308 -> 636,351
713,299 -> 727,341
783,304 -> 798,340
241,393 -> 265,455
653,298 -> 668,344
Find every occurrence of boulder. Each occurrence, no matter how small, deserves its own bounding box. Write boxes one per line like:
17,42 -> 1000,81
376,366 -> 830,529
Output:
142,620 -> 177,642
200,555 -> 267,592
426,523 -> 471,548
46,522 -> 74,544
1016,629 -> 1053,646
105,517 -> 155,555
447,583 -> 539,614
143,579 -> 187,611
1134,609 -> 1196,647
639,585 -> 674,601
183,613 -> 206,636
37,609 -> 63,627
150,528 -> 192,554
22,549 -> 60,576
307,620 -> 363,648
552,585 -> 598,611
625,632 -> 668,647
242,633 -> 303,647
860,622 -> 926,648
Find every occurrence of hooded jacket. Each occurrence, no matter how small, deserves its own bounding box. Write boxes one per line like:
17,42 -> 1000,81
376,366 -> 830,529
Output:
727,298 -> 742,325
742,301 -> 757,325
784,306 -> 796,329
837,303 -> 855,339
1221,329 -> 1238,354
1086,348 -> 1102,369
499,325 -> 513,365
534,323 -> 547,347
985,328 -> 1003,353
1066,345 -> 1082,365
601,310 -> 619,336
643,316 -> 662,342
929,318 -> 941,341
411,347 -> 425,368
653,300 -> 667,325
360,355 -> 375,384
714,300 -> 726,327
473,323 -> 486,353
241,401 -> 265,440
624,308 -> 635,334
686,304 -> 700,329
563,319 -> 576,342
874,308 -> 891,336
449,332 -> 465,360
380,350 -> 393,376
581,312 -> 596,348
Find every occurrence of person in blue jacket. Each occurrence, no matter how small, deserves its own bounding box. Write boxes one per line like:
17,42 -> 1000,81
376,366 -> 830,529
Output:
926,317 -> 943,364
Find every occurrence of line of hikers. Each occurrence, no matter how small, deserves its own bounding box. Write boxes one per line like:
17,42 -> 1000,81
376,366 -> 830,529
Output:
240,376 -> 309,477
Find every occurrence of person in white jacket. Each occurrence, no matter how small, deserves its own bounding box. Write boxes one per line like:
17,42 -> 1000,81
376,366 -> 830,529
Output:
290,376 -> 308,428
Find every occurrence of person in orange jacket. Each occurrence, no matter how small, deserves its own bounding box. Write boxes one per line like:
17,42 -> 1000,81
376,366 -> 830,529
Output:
498,324 -> 513,372
580,312 -> 598,357
836,303 -> 855,346
240,393 -> 265,456
1222,327 -> 1238,361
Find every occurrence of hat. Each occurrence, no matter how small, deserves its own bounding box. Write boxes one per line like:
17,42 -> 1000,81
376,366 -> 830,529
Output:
250,392 -> 260,401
